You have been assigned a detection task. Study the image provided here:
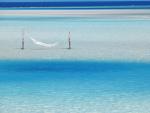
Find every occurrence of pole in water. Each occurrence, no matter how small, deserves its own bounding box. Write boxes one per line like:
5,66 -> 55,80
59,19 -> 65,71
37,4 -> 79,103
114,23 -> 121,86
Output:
68,32 -> 71,49
21,29 -> 25,50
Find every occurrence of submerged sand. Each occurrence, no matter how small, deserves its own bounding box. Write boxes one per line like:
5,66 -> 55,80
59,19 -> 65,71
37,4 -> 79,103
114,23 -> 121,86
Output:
0,9 -> 150,61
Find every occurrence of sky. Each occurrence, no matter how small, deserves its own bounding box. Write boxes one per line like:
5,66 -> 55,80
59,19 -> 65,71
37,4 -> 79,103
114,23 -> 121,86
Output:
0,0 -> 149,2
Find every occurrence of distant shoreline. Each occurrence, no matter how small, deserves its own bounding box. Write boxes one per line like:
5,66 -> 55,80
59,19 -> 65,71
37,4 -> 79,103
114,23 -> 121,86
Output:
0,9 -> 150,16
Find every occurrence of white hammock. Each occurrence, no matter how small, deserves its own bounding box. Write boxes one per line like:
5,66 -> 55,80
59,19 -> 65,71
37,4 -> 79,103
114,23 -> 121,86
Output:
30,37 -> 58,48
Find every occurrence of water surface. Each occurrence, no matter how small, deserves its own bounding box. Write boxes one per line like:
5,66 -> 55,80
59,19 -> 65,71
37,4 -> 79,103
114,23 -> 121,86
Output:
0,60 -> 150,113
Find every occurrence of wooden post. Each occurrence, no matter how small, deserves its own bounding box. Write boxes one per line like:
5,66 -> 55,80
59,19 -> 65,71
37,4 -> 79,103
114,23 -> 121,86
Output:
21,29 -> 24,50
68,32 -> 71,49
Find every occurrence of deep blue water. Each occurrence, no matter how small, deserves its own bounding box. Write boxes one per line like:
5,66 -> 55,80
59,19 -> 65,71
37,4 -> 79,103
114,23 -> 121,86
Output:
0,60 -> 150,112
0,1 -> 150,9
0,60 -> 150,93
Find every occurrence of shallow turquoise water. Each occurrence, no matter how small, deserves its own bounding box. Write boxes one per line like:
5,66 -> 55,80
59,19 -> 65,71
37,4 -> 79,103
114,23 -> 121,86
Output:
0,60 -> 150,113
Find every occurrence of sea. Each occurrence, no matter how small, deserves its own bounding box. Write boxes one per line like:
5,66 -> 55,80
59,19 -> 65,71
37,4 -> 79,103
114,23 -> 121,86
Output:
0,3 -> 150,112
0,60 -> 150,113
0,1 -> 150,9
